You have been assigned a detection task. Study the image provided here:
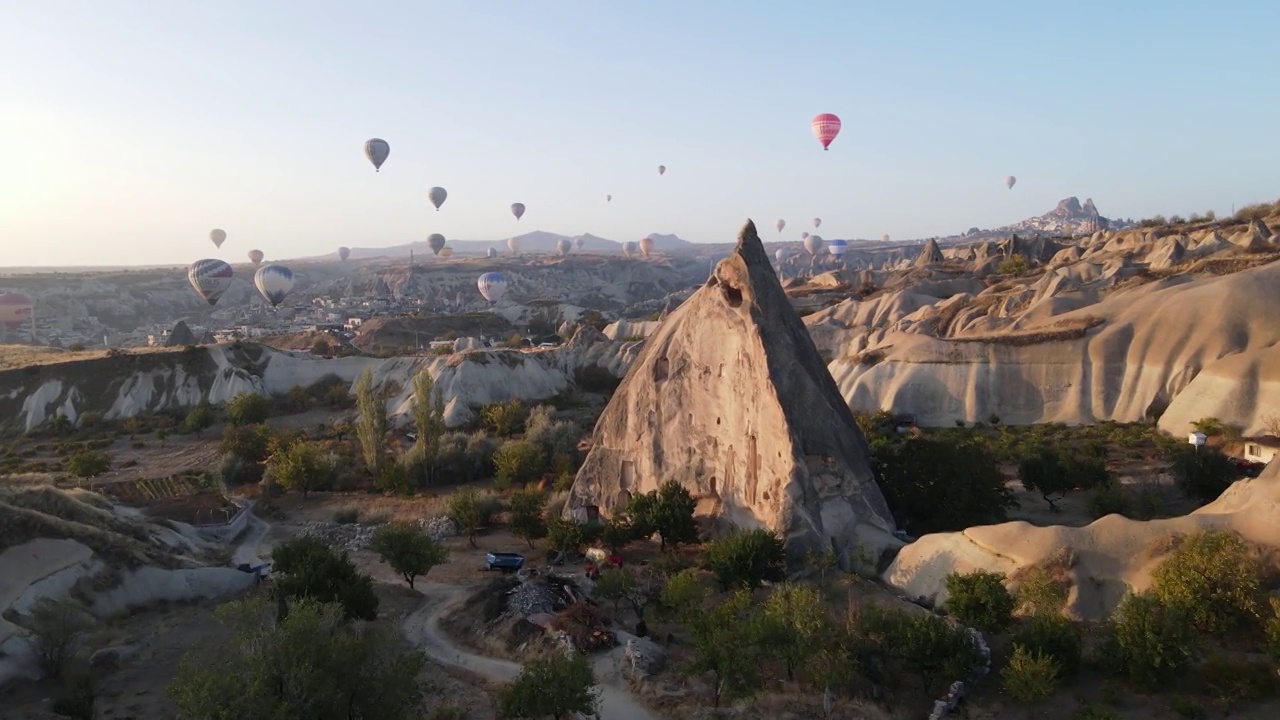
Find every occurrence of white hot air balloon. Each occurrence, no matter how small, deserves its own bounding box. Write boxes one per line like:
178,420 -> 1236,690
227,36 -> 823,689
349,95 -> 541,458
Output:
574,236 -> 585,251
1005,176 -> 1017,190
804,235 -> 824,256
507,237 -> 520,254
557,238 -> 572,256
775,219 -> 786,234
639,237 -> 655,257
486,247 -> 498,259
364,138 -> 389,171
882,234 -> 890,242
813,217 -> 822,229
774,249 -> 787,264
210,229 -> 227,248
254,264 -> 295,308
477,272 -> 508,303
248,249 -> 264,267
622,240 -> 639,257
511,202 -> 526,221
188,259 -> 233,306
428,186 -> 448,210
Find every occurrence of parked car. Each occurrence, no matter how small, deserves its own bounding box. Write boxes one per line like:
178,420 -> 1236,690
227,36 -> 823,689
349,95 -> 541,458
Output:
483,552 -> 525,573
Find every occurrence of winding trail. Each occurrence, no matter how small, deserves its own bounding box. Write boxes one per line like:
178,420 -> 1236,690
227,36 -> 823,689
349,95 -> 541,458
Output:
403,581 -> 658,720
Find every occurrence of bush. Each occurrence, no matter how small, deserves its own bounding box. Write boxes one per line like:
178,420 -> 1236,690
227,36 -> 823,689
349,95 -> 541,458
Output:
493,440 -> 547,488
1001,644 -> 1059,703
1014,566 -> 1069,617
508,488 -> 547,548
445,487 -> 495,548
371,521 -> 449,589
997,254 -> 1031,275
618,480 -> 698,550
1018,447 -> 1110,511
1011,614 -> 1083,677
942,570 -> 1015,632
1196,654 -> 1277,706
701,528 -> 786,591
853,605 -> 985,695
872,435 -> 1017,534
546,517 -> 587,555
270,537 -> 378,621
1088,478 -> 1131,517
182,402 -> 215,435
1150,530 -> 1262,636
1098,592 -> 1194,689
1167,445 -> 1239,503
265,440 -> 336,498
21,598 -> 93,680
496,650 -> 598,719
220,423 -> 273,464
64,449 -> 110,478
225,392 -> 271,426
479,400 -> 527,437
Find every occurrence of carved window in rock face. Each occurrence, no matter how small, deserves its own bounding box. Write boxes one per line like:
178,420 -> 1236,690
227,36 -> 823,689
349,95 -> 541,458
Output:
620,460 -> 635,491
653,356 -> 670,382
747,434 -> 759,505
709,476 -> 717,497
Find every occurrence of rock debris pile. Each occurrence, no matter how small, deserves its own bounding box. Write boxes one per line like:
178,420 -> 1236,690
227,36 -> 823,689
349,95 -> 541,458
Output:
296,516 -> 458,552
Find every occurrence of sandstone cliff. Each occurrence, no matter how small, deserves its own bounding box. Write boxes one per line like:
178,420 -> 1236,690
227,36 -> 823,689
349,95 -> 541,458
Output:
563,221 -> 900,569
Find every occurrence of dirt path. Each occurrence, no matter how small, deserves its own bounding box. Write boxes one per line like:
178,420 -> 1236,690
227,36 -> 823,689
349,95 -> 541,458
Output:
404,581 -> 659,720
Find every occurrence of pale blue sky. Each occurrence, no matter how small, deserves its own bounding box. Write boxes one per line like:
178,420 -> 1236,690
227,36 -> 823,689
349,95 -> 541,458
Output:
1,1 -> 1276,267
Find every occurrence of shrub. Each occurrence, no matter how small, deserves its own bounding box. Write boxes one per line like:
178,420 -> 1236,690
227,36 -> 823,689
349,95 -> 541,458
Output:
1001,644 -> 1059,703
1196,654 -> 1277,706
445,487 -> 493,548
619,480 -> 698,550
1018,447 -> 1110,511
371,521 -> 449,589
479,400 -> 527,437
546,517 -> 587,555
182,402 -> 215,435
997,254 -> 1030,275
1166,446 -> 1240,504
225,392 -> 271,426
270,537 -> 378,621
872,435 -> 1016,534
64,449 -> 111,478
496,650 -> 598,719
21,598 -> 93,680
332,506 -> 360,524
220,423 -> 273,464
265,440 -> 336,498
942,570 -> 1015,632
493,440 -> 547,488
508,488 -> 547,548
1150,530 -> 1262,636
1088,478 -> 1130,517
853,605 -> 985,695
701,528 -> 786,591
1014,566 -> 1069,617
1011,614 -> 1083,676
1097,592 -> 1194,689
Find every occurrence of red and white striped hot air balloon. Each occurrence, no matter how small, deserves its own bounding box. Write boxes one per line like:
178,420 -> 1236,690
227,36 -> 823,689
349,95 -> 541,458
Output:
811,113 -> 841,151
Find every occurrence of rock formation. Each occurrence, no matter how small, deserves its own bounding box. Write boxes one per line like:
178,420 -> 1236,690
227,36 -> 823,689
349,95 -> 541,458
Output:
913,239 -> 945,267
564,220 -> 901,569
164,321 -> 196,347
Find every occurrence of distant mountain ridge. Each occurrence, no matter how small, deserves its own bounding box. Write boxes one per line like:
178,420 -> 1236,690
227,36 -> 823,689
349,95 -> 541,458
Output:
339,230 -> 697,260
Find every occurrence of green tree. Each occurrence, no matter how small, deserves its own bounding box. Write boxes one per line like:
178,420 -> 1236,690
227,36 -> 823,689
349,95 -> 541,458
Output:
169,597 -> 425,720
1018,448 -> 1110,511
701,528 -> 786,591
508,488 -> 548,548
1010,614 -> 1083,677
493,440 -> 548,488
592,568 -> 636,614
371,521 -> 448,589
225,392 -> 271,426
265,440 -> 335,498
621,480 -> 698,550
219,422 -> 273,464
1150,530 -> 1262,635
1167,446 -> 1240,503
354,369 -> 388,478
410,371 -> 445,485
270,537 -> 379,621
480,400 -> 527,437
872,436 -> 1017,534
893,610 -> 984,694
182,401 -> 215,435
20,598 -> 93,680
445,487 -> 488,548
997,254 -> 1030,275
592,566 -> 664,621
685,589 -> 765,707
1098,592 -> 1194,690
64,449 -> 110,478
658,568 -> 709,622
758,583 -> 828,681
496,650 -> 598,720
546,518 -> 586,555
1001,644 -> 1059,703
942,570 -> 1015,633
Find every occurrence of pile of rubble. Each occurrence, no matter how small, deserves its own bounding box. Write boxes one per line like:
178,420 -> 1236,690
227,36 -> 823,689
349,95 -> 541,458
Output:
505,579 -> 566,617
296,516 -> 459,553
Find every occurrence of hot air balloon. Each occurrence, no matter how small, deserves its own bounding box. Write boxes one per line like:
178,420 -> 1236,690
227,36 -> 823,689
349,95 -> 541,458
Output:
428,186 -> 448,210
775,219 -> 786,234
210,229 -> 227,248
813,218 -> 822,229
254,264 -> 295,308
811,113 -> 841,151
1005,176 -> 1017,190
622,240 -> 639,257
477,272 -> 508,303
557,239 -> 572,256
804,235 -> 824,256
440,247 -> 454,259
338,246 -> 351,262
801,232 -> 810,240
605,194 -> 612,202
188,259 -> 234,306
882,234 -> 890,242
774,249 -> 787,264
574,236 -> 585,251
0,293 -> 34,330
657,165 -> 666,176
428,233 -> 446,255
364,138 -> 389,172
507,237 -> 520,254
486,247 -> 499,259
511,203 -> 525,221
639,237 -> 655,257
248,249 -> 264,267
828,239 -> 848,258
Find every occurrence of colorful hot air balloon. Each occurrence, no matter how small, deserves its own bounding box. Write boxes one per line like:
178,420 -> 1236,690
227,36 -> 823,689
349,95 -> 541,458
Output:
440,247 -> 454,259
657,165 -> 666,176
0,293 -> 34,330
507,237 -> 520,254
254,264 -> 295,307
248,249 -> 264,266
811,113 -> 841,151
188,259 -> 234,306
486,247 -> 499,259
210,229 -> 227,248
574,236 -> 585,251
428,186 -> 448,210
557,238 -> 572,256
775,219 -> 786,234
338,246 -> 351,261
828,239 -> 848,258
813,218 -> 822,229
511,203 -> 526,221
605,194 -> 612,202
639,237 -> 655,257
428,234 -> 446,255
1005,176 -> 1017,190
804,235 -> 824,256
622,240 -> 639,257
477,272 -> 508,303
364,138 -> 389,172
774,249 -> 787,264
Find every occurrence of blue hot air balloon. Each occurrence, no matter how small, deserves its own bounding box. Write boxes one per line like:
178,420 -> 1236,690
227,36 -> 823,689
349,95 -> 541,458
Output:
254,264 -> 295,307
828,239 -> 848,258
477,272 -> 508,303
188,259 -> 234,306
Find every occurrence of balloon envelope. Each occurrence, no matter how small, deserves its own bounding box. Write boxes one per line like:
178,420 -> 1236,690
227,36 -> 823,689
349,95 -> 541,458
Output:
210,229 -> 226,248
801,232 -> 810,240
605,194 -> 612,202
882,234 -> 890,242
804,235 -> 825,256
1005,176 -> 1017,189
622,240 -> 639,257
574,236 -> 585,251
557,238 -> 572,256
254,264 -> 295,307
813,217 -> 822,228
188,259 -> 234,306
511,203 -> 526,220
0,293 -> 34,329
639,237 -> 655,257
477,272 -> 508,303
428,234 -> 446,255
657,165 -> 666,175
248,249 -> 264,266
338,246 -> 351,261
775,219 -> 786,234
828,239 -> 848,257
774,249 -> 787,264
811,113 -> 841,150
486,247 -> 498,259
428,186 -> 448,210
364,138 -> 389,171
507,237 -> 520,254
